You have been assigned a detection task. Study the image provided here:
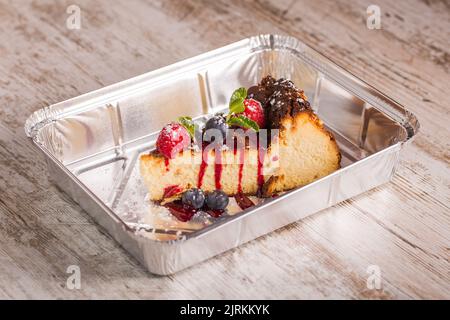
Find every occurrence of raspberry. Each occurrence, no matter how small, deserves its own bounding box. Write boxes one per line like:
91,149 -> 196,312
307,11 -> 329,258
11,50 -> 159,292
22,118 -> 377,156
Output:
156,122 -> 191,159
242,99 -> 265,128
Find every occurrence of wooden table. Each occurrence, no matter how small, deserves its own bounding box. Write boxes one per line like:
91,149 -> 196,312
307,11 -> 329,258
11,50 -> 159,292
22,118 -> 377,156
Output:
0,0 -> 448,299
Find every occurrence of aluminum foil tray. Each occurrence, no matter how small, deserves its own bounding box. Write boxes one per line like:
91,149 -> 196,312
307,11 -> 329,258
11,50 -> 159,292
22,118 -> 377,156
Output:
25,34 -> 419,275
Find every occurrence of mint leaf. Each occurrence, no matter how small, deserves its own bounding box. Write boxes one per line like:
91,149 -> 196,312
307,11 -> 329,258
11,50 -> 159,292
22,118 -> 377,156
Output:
178,116 -> 195,139
230,87 -> 247,105
227,115 -> 260,132
229,87 -> 247,114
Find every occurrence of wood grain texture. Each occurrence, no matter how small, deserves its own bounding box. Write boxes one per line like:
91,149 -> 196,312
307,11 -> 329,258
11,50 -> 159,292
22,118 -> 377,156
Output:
0,0 -> 448,299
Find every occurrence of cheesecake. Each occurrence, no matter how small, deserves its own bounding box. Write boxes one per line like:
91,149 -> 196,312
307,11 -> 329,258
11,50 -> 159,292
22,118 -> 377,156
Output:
140,76 -> 341,217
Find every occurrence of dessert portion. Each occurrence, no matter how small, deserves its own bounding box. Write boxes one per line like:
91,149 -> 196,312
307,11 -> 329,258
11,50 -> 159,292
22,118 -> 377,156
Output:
140,75 -> 341,221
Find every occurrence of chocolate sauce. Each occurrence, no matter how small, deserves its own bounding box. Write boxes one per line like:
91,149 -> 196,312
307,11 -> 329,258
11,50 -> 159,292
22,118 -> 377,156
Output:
248,75 -> 311,130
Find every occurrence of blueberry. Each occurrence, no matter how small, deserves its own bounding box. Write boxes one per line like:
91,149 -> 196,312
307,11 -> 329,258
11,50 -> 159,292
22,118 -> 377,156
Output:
181,188 -> 205,209
204,114 -> 227,143
205,190 -> 229,210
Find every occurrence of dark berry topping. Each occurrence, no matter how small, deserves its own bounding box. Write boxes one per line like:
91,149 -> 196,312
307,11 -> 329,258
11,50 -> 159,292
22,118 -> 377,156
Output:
203,114 -> 228,143
181,188 -> 205,209
205,190 -> 229,210
247,75 -> 311,130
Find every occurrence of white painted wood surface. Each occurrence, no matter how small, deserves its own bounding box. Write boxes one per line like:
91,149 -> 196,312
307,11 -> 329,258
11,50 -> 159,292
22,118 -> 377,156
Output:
0,0 -> 448,299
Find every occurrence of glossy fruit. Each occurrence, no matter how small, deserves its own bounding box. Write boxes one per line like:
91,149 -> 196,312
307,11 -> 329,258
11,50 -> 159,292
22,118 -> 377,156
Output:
156,122 -> 191,159
242,98 -> 265,128
204,114 -> 228,143
181,188 -> 205,209
205,190 -> 229,210
234,193 -> 255,210
165,201 -> 197,222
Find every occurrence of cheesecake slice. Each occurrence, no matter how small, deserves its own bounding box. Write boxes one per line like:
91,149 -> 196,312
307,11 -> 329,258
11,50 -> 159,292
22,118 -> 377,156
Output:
140,76 -> 341,202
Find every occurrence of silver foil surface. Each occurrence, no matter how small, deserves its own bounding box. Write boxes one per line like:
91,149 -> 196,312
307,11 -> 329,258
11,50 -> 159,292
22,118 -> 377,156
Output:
25,35 -> 419,275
